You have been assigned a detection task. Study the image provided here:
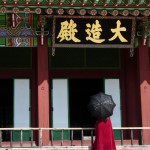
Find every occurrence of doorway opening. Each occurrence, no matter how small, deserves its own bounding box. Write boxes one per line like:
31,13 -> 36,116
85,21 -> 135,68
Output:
69,79 -> 104,139
0,79 -> 31,141
52,78 -> 121,140
0,79 -> 13,141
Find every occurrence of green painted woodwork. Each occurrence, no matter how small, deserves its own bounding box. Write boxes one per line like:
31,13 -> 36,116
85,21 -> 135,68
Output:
33,38 -> 38,46
0,47 -> 32,69
49,48 -> 120,69
0,37 -> 38,47
0,0 -> 149,6
135,38 -> 138,48
114,130 -> 121,140
0,14 -> 6,26
53,130 -> 70,140
0,13 -> 148,48
0,38 -> 5,45
13,130 -> 31,141
48,38 -> 51,47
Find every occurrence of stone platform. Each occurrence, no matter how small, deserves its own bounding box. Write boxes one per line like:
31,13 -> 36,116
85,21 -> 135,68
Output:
1,146 -> 150,150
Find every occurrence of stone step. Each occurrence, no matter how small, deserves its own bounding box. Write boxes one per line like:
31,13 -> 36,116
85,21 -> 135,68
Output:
1,146 -> 150,150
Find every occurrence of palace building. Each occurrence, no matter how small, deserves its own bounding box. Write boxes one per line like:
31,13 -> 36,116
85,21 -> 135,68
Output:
0,0 -> 150,145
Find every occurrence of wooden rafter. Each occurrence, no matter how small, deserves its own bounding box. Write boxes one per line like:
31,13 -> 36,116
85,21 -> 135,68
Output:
103,0 -> 111,6
136,0 -> 145,6
25,0 -> 30,4
92,0 -> 100,6
0,0 -> 149,6
59,0 -> 65,5
13,0 -> 18,4
82,0 -> 88,5
111,0 -> 122,6
70,0 -> 78,5
37,0 -> 42,4
146,0 -> 150,6
124,0 -> 134,6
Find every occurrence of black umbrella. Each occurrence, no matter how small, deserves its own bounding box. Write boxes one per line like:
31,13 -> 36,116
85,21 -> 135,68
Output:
88,92 -> 116,120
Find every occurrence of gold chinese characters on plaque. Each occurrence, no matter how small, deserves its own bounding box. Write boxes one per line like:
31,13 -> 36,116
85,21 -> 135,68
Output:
53,16 -> 135,48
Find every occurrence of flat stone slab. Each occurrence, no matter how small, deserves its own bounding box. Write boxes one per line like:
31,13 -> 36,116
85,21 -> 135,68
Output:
1,146 -> 150,150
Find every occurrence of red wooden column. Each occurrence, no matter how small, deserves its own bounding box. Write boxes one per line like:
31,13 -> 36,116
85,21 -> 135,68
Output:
122,49 -> 141,127
138,37 -> 150,144
37,37 -> 50,145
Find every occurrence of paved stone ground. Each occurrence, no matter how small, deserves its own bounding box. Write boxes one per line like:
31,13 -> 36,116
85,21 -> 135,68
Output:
1,146 -> 150,150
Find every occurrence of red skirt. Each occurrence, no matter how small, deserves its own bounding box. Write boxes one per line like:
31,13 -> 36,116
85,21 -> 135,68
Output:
92,118 -> 116,150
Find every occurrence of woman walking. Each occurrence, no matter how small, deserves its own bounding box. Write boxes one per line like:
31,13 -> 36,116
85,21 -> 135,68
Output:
92,117 -> 116,150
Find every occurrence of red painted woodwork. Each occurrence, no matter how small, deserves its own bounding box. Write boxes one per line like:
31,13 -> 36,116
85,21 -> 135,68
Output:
37,37 -> 50,145
138,37 -> 150,144
123,48 -> 141,127
120,48 -> 142,141
49,70 -> 121,78
0,35 -> 149,145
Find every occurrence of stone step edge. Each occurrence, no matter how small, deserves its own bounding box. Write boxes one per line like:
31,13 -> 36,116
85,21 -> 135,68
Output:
1,146 -> 150,150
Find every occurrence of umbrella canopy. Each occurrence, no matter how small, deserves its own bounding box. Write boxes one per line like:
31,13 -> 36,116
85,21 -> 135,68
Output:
88,92 -> 116,120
